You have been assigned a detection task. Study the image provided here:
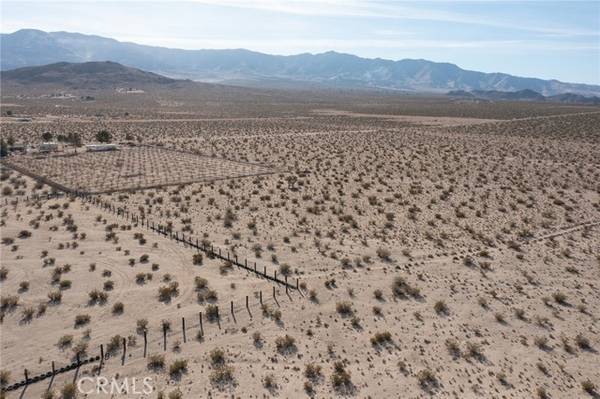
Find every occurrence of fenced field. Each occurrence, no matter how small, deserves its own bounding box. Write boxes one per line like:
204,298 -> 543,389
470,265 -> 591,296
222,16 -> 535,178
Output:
2,145 -> 274,194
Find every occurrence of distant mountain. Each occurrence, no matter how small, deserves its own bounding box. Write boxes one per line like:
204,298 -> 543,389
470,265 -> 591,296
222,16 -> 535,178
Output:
2,29 -> 599,96
0,61 -> 181,89
448,89 -> 600,105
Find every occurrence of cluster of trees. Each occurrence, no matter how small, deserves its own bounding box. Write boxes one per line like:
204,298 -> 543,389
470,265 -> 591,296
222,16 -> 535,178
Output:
40,130 -> 112,145
41,132 -> 83,147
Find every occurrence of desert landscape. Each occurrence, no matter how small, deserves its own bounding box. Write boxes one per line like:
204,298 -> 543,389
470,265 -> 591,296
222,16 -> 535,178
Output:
1,76 -> 599,399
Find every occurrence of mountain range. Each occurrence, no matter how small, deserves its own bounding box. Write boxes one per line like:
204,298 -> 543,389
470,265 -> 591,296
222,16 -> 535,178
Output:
2,29 -> 599,96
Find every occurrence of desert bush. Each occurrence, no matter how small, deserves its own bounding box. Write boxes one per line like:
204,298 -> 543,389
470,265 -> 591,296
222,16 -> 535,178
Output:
391,276 -> 420,298
376,247 -> 392,261
434,300 -> 449,315
106,335 -> 123,354
252,331 -> 262,346
59,280 -> 72,290
263,373 -> 277,390
48,290 -> 62,304
331,361 -> 352,393
582,379 -> 597,395
575,334 -> 591,350
57,335 -> 73,349
168,389 -> 183,399
74,314 -> 91,327
147,354 -> 165,370
534,336 -> 550,350
169,359 -> 188,378
206,304 -> 219,321
0,295 -> 18,311
72,340 -> 88,357
61,383 -> 77,399
370,331 -> 393,346
18,281 -> 29,292
88,289 -> 108,304
275,335 -> 297,354
137,318 -> 149,334
445,338 -> 461,358
112,302 -> 124,315
305,363 -> 322,381
335,301 -> 353,316
37,302 -> 47,316
18,230 -> 31,239
210,365 -> 235,385
416,368 -> 438,391
194,276 -> 208,290
465,341 -> 485,360
210,348 -> 225,367
158,282 -> 179,302
374,289 -> 383,300
553,291 -> 568,305
0,370 -> 10,388
279,263 -> 292,276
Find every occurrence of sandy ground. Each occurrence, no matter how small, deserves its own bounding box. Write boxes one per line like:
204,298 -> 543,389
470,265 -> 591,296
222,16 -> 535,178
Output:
1,96 -> 599,399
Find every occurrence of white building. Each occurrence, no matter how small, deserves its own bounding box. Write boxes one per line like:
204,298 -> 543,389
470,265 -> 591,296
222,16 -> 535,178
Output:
39,142 -> 59,152
85,144 -> 119,152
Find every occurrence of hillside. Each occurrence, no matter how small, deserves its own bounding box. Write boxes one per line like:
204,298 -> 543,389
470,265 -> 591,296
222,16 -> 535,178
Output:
0,61 -> 180,89
2,29 -> 599,96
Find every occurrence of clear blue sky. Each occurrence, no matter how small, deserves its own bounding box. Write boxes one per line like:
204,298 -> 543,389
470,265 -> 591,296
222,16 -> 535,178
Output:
2,0 -> 599,84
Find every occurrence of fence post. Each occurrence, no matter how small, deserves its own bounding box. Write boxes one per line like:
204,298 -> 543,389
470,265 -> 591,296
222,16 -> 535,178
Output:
230,301 -> 234,317
143,331 -> 147,358
274,270 -> 277,282
52,361 -> 56,375
100,344 -> 104,365
182,317 -> 186,343
296,278 -> 299,290
122,337 -> 127,365
260,291 -> 263,304
163,325 -> 167,351
285,276 -> 288,294
273,286 -> 276,299
199,312 -> 203,337
246,296 -> 249,309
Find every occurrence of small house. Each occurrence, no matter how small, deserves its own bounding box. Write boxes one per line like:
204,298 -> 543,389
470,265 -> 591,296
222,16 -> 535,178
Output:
39,142 -> 58,152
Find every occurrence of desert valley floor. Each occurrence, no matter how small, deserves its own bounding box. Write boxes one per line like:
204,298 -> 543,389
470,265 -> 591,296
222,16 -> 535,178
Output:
0,90 -> 599,398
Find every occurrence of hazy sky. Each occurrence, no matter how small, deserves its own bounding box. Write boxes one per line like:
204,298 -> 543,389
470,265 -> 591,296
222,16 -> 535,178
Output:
1,0 -> 599,84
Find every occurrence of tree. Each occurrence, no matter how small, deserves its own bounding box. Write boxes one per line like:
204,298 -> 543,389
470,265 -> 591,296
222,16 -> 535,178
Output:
41,132 -> 53,142
96,130 -> 112,143
71,133 -> 82,147
0,139 -> 8,157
